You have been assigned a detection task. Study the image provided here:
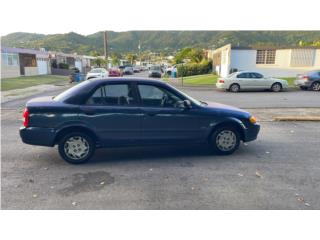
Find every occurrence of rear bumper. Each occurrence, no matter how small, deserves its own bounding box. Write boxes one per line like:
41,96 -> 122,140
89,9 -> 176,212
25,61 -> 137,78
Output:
20,127 -> 56,147
294,79 -> 312,87
243,123 -> 260,142
216,82 -> 228,89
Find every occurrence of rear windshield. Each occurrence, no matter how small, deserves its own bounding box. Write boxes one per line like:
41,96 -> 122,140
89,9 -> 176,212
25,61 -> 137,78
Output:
151,66 -> 161,71
54,81 -> 92,102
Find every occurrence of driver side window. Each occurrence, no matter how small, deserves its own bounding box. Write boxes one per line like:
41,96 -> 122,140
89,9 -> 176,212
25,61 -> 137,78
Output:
138,84 -> 183,108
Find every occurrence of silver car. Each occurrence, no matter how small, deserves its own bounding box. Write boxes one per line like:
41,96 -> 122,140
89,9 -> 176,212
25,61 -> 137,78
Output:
216,71 -> 288,92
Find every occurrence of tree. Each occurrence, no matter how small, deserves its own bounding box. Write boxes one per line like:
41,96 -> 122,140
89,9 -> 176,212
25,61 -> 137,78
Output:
126,53 -> 137,65
111,53 -> 120,66
92,57 -> 107,67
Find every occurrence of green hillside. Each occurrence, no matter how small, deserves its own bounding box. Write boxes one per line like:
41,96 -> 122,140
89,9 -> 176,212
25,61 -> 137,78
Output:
1,31 -> 320,55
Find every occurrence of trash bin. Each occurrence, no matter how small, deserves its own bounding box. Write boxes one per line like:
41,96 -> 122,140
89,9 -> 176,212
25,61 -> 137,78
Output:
171,71 -> 177,78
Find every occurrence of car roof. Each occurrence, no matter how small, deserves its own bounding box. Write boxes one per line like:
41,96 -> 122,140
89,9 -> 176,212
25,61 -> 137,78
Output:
87,77 -> 166,85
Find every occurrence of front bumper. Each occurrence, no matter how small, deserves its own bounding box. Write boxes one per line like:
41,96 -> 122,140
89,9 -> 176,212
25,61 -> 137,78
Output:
20,127 -> 56,147
243,123 -> 260,142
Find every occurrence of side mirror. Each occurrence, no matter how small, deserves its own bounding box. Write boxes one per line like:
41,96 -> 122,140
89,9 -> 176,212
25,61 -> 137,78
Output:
183,100 -> 192,109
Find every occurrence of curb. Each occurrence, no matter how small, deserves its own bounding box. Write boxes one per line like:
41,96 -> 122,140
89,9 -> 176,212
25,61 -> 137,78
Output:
273,116 -> 320,121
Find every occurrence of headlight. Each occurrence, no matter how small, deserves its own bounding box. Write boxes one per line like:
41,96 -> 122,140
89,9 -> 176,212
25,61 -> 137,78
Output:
249,116 -> 257,124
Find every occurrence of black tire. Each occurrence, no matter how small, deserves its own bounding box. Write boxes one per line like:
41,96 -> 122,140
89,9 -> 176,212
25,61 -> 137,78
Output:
300,86 -> 308,90
310,82 -> 320,91
271,82 -> 282,92
58,132 -> 95,164
209,126 -> 240,155
229,83 -> 240,93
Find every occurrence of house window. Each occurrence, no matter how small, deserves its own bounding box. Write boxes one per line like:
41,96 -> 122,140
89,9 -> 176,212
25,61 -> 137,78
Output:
290,49 -> 315,67
1,53 -> 19,66
256,50 -> 276,64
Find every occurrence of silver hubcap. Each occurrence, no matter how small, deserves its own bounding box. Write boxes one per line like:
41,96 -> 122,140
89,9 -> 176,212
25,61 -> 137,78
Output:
231,85 -> 239,92
64,136 -> 89,160
216,130 -> 237,151
312,83 -> 320,91
273,84 -> 281,91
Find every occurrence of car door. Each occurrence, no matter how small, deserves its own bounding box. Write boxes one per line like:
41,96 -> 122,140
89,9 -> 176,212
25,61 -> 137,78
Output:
236,72 -> 253,89
79,82 -> 143,146
250,72 -> 267,89
137,83 -> 203,144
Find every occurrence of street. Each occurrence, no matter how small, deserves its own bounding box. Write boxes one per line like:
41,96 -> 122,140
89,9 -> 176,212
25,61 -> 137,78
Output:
1,82 -> 320,209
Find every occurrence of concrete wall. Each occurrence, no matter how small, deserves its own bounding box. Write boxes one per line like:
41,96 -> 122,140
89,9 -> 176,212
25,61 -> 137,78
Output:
24,67 -> 38,76
230,49 -> 320,77
1,64 -> 20,78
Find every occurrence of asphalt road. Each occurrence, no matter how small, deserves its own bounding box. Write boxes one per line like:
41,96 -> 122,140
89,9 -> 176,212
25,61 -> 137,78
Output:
1,108 -> 320,209
2,71 -> 319,110
1,74 -> 320,209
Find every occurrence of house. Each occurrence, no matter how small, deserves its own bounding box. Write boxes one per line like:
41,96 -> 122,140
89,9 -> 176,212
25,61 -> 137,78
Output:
1,47 -> 51,78
208,44 -> 320,77
49,52 -> 96,75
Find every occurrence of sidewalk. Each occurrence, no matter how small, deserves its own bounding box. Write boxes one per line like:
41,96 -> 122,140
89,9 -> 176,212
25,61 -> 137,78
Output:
1,83 -> 71,103
245,108 -> 320,122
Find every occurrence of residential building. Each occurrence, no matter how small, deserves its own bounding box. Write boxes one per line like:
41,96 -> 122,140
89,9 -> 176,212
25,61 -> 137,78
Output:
1,47 -> 51,78
208,44 -> 320,77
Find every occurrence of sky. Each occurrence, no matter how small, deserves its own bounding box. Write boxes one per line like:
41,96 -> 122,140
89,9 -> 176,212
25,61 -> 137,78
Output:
1,0 -> 319,36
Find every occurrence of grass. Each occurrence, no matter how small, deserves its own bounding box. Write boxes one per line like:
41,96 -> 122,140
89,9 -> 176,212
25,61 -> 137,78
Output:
1,75 -> 69,91
281,77 -> 295,87
181,74 -> 218,85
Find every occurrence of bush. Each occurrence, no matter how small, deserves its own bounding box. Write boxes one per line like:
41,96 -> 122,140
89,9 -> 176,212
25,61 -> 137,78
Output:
177,60 -> 212,77
58,63 -> 69,69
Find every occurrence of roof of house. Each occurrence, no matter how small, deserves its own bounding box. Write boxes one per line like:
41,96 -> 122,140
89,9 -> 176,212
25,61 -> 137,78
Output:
231,46 -> 320,50
1,46 -> 50,57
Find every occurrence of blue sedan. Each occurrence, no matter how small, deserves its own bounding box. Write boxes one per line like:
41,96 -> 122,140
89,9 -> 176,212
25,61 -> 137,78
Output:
20,78 -> 260,164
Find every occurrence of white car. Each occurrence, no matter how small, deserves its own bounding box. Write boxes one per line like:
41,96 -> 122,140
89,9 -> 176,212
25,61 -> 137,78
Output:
86,68 -> 108,80
216,71 -> 288,92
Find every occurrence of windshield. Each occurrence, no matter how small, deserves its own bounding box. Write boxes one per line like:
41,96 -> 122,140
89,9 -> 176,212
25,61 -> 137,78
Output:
54,81 -> 92,102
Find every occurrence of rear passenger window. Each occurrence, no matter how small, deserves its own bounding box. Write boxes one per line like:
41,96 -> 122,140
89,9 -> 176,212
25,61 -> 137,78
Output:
86,84 -> 137,106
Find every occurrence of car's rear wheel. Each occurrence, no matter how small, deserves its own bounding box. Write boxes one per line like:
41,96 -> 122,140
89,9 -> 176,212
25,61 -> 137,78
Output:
58,132 -> 95,164
210,126 -> 240,155
300,86 -> 308,90
229,83 -> 240,93
271,82 -> 282,92
311,82 -> 320,91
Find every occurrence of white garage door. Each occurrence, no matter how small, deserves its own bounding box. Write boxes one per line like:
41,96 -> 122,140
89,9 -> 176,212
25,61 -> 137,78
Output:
37,58 -> 48,75
75,60 -> 82,72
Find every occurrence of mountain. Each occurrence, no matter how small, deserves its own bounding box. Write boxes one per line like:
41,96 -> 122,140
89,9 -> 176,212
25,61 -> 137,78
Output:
1,31 -> 320,55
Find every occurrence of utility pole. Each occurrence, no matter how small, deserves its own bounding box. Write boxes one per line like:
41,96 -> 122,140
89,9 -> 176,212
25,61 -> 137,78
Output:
103,31 -> 108,69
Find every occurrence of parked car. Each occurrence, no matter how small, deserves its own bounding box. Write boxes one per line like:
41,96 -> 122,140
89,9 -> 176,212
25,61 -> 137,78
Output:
86,68 -> 108,80
133,66 -> 140,73
108,68 -> 123,77
216,71 -> 289,92
294,70 -> 320,91
148,65 -> 162,78
166,65 -> 176,75
20,78 -> 260,164
123,66 -> 134,75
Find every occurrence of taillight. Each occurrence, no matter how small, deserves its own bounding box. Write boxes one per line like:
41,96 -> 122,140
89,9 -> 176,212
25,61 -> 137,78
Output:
219,79 -> 225,83
22,108 -> 30,127
303,76 -> 309,81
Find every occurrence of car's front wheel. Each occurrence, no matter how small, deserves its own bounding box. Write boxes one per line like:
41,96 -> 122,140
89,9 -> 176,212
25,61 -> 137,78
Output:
311,82 -> 320,91
58,132 -> 95,164
210,126 -> 240,155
